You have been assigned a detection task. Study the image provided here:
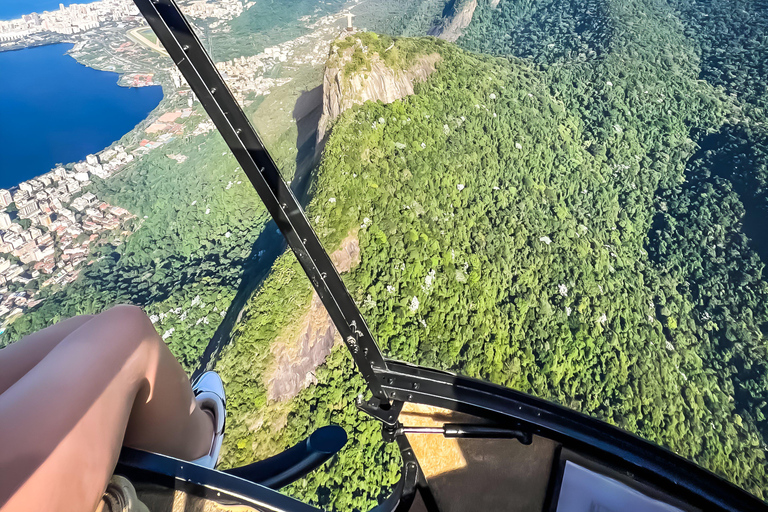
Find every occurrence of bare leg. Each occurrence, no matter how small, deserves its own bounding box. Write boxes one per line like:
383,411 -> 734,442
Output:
0,315 -> 95,394
0,305 -> 214,512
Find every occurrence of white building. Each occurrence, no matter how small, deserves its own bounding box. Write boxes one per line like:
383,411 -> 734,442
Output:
0,190 -> 11,208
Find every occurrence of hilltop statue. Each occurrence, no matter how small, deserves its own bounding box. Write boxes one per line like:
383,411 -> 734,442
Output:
343,12 -> 355,31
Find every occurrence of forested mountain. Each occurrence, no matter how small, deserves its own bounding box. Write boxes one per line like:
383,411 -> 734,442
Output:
215,0 -> 768,509
0,1 -> 456,370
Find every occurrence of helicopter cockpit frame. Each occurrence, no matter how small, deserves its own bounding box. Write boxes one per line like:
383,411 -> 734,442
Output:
117,1 -> 768,511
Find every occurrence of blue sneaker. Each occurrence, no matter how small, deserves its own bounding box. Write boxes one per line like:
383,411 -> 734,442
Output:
191,371 -> 226,468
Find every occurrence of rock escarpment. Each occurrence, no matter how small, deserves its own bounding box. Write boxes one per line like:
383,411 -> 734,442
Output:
268,36 -> 443,403
317,35 -> 441,144
266,233 -> 361,402
428,0 -> 478,42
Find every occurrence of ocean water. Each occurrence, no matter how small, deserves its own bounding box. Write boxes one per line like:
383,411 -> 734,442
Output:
0,1 -> 93,21
0,43 -> 162,189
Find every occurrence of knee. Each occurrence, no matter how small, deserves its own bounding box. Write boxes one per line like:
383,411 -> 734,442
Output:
97,305 -> 159,350
100,304 -> 149,321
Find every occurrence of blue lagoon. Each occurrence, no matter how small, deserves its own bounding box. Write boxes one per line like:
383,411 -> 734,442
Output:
0,43 -> 162,189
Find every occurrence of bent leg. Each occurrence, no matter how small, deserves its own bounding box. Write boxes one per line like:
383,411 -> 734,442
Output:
0,305 -> 214,512
0,315 -> 95,395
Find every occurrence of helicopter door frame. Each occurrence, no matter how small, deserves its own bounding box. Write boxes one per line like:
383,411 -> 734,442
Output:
374,360 -> 768,512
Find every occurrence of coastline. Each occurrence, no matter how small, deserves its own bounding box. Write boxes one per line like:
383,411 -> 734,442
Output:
0,35 -> 69,53
0,4 -> 175,324
0,42 -> 166,189
0,0 -> 353,330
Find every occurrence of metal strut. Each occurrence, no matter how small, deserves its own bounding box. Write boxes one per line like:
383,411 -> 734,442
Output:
132,0 -> 391,407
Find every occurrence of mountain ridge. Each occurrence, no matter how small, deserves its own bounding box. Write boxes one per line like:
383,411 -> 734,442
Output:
317,33 -> 442,145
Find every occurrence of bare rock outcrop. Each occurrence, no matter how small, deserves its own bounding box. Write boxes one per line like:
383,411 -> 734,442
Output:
428,0 -> 478,42
266,234 -> 361,402
316,36 -> 441,144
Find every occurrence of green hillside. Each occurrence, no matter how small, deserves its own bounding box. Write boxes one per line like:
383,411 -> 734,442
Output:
216,0 -> 768,508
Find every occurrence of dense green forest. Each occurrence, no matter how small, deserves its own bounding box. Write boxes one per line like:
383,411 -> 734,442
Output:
672,0 -> 768,110
459,0 -> 613,64
215,0 -> 768,508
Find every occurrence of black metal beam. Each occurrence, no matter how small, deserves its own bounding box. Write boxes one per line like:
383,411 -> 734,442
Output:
116,447 -> 322,512
368,435 -> 421,512
224,425 -> 347,489
378,360 -> 768,512
132,0 -> 390,405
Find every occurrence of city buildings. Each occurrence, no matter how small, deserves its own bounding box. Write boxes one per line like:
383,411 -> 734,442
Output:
0,152 -> 136,323
0,0 -> 139,43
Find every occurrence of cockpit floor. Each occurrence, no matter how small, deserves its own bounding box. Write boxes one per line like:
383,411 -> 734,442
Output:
401,403 -> 557,512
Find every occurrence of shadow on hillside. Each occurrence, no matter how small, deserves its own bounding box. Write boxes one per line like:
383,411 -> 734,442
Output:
193,85 -> 324,378
645,124 -> 768,438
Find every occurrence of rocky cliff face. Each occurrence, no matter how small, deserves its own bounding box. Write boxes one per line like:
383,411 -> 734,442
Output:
428,0 -> 478,42
316,37 -> 441,144
266,233 -> 361,402
269,37 -> 442,402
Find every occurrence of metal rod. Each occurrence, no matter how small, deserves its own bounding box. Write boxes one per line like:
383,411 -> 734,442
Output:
399,427 -> 444,435
398,424 -> 532,442
131,0 -> 390,404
